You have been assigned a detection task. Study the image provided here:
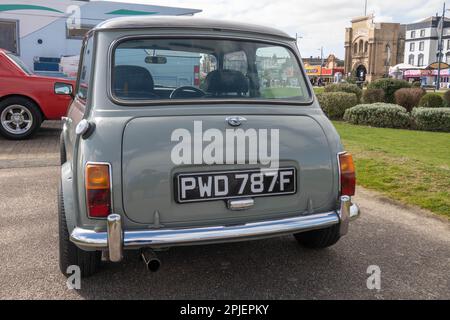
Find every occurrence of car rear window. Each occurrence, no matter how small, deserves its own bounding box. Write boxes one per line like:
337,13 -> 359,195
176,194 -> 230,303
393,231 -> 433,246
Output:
111,38 -> 311,103
7,53 -> 33,75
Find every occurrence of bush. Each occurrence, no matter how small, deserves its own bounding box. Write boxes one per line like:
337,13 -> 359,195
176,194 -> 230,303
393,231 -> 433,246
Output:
316,92 -> 358,119
442,90 -> 450,107
362,89 -> 385,103
412,81 -> 421,88
343,103 -> 411,129
411,108 -> 450,132
394,88 -> 425,112
324,83 -> 362,102
418,93 -> 444,108
367,78 -> 411,103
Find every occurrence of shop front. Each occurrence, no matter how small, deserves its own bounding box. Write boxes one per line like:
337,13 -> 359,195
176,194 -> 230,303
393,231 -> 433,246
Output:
404,69 -> 450,88
304,65 -> 344,85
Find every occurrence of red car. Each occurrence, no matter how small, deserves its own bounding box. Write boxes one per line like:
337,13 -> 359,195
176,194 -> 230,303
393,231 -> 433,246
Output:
0,49 -> 75,139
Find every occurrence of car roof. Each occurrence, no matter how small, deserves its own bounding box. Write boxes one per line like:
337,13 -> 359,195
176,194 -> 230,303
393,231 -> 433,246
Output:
94,16 -> 294,41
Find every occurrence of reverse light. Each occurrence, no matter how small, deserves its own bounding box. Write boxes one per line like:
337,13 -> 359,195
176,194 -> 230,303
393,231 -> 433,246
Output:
85,163 -> 111,218
338,152 -> 356,196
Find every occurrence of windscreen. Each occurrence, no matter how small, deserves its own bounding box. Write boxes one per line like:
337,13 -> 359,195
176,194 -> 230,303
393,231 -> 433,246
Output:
112,38 -> 311,102
7,53 -> 33,75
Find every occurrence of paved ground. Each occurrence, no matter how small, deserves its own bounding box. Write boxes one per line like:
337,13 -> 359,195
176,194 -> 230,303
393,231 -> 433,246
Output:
0,121 -> 60,169
0,122 -> 449,299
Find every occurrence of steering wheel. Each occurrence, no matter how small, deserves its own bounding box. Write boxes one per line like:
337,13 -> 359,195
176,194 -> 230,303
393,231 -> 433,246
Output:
170,86 -> 206,99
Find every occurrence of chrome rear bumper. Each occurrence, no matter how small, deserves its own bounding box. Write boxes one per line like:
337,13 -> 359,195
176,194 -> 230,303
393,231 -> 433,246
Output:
70,196 -> 360,261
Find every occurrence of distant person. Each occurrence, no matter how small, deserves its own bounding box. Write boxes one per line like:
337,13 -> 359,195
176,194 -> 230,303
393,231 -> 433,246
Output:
318,77 -> 324,87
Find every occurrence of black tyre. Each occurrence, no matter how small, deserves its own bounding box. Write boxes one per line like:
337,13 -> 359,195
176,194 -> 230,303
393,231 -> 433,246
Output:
58,181 -> 101,277
0,97 -> 43,140
294,224 -> 341,249
60,133 -> 67,165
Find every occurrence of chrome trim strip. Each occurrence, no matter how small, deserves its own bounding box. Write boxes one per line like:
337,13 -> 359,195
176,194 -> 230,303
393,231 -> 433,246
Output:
337,151 -> 346,195
70,211 -> 340,250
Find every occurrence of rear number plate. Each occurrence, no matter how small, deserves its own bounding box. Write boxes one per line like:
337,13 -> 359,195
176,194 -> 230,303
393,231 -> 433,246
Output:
175,168 -> 296,203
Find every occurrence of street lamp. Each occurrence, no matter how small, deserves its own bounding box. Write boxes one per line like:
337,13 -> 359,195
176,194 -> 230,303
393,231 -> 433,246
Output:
318,46 -> 324,80
436,3 -> 449,90
295,33 -> 303,48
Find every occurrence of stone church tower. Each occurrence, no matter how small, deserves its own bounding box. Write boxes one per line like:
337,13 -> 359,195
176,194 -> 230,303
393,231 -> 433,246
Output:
344,15 -> 405,83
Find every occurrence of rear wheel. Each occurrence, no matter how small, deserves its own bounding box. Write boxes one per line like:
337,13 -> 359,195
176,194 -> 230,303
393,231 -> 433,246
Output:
58,181 -> 101,277
293,224 -> 341,249
0,97 -> 42,140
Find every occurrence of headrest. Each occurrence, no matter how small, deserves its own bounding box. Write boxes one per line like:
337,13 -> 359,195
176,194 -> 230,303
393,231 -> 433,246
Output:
204,70 -> 249,95
114,65 -> 154,98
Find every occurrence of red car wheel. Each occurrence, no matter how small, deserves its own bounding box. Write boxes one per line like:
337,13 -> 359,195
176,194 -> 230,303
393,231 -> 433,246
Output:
0,97 -> 42,140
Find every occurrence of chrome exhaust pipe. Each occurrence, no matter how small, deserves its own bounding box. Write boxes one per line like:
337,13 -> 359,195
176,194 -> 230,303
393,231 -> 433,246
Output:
141,248 -> 161,272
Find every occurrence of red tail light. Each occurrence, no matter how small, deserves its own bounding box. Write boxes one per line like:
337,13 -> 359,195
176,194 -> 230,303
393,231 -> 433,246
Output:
85,163 -> 111,218
338,152 -> 356,196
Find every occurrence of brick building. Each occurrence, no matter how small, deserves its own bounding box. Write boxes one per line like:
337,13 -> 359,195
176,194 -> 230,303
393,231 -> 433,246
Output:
344,15 -> 405,83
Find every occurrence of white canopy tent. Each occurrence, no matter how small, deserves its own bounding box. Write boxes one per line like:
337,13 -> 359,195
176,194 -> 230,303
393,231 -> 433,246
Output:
389,63 -> 423,78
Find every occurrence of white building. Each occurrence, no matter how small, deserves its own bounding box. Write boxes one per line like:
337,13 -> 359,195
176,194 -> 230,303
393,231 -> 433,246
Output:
0,0 -> 201,74
404,16 -> 450,68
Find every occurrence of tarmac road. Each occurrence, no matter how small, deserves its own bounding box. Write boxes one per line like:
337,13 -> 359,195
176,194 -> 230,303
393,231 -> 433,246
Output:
0,122 -> 449,299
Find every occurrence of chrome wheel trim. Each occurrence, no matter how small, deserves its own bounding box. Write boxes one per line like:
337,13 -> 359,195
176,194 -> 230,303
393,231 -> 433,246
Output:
0,104 -> 33,135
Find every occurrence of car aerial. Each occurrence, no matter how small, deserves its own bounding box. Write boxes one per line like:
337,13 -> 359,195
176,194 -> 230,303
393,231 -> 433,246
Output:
59,16 -> 360,277
0,49 -> 75,140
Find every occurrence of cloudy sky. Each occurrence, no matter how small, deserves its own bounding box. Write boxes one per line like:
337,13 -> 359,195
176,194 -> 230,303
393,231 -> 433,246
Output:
113,0 -> 446,58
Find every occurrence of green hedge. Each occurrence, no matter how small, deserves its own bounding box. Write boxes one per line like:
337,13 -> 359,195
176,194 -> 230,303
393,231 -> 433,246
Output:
343,103 -> 411,129
316,92 -> 358,119
443,90 -> 450,107
367,78 -> 411,103
418,93 -> 444,108
362,88 -> 385,103
324,83 -> 362,102
411,108 -> 450,132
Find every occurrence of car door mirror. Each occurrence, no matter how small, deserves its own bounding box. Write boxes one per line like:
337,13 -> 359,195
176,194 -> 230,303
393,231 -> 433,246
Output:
54,82 -> 73,96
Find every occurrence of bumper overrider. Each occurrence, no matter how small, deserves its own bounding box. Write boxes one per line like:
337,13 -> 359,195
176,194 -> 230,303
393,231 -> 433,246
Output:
70,196 -> 360,262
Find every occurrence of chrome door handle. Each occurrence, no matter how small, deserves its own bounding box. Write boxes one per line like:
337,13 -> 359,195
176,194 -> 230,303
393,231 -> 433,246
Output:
227,198 -> 254,211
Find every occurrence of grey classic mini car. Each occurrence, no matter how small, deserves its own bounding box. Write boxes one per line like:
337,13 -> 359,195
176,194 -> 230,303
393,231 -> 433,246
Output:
58,16 -> 360,277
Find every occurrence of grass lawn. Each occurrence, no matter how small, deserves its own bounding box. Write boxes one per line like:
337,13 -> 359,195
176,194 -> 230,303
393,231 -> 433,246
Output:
261,86 -> 325,98
313,87 -> 325,94
260,87 -> 302,98
333,121 -> 450,218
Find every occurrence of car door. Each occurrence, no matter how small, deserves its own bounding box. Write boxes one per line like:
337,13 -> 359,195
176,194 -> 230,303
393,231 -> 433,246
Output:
64,36 -> 93,164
